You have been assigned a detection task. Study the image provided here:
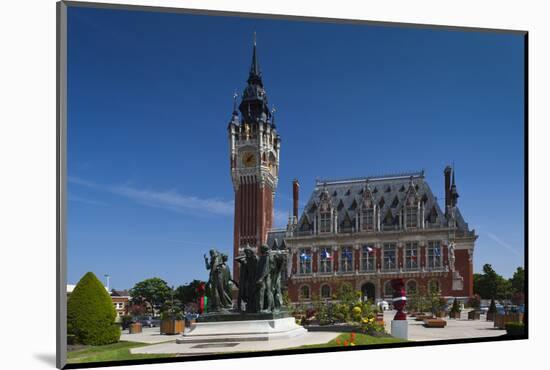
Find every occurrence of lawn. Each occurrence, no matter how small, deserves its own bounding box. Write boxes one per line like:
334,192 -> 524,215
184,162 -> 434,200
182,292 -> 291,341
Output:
67,341 -> 176,364
295,332 -> 407,349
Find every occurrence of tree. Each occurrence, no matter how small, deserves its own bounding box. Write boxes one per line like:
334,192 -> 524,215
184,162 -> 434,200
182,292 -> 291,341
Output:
129,277 -> 172,316
510,267 -> 525,294
473,264 -> 513,300
174,280 -> 203,307
67,272 -> 120,345
450,298 -> 461,313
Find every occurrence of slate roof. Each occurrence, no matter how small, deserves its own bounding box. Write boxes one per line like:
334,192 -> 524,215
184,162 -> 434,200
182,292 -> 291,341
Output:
111,289 -> 130,297
266,229 -> 287,250
296,171 -> 470,232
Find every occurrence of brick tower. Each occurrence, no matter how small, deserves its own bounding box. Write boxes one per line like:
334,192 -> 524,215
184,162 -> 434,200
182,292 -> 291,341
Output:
228,35 -> 280,280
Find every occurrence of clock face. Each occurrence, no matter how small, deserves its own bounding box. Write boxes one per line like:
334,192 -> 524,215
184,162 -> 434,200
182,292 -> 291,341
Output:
241,152 -> 256,167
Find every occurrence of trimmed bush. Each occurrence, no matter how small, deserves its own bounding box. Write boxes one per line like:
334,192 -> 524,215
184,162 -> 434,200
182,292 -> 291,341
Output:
450,298 -> 461,313
505,321 -> 525,336
67,272 -> 121,345
488,299 -> 497,313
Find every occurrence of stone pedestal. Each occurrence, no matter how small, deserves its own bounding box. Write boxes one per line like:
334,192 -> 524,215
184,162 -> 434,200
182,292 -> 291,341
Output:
391,320 -> 408,340
176,311 -> 306,344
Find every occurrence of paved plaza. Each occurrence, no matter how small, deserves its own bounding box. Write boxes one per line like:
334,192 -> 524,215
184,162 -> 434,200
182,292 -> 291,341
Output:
123,311 -> 506,356
120,327 -> 181,344
383,310 -> 506,341
130,331 -> 340,356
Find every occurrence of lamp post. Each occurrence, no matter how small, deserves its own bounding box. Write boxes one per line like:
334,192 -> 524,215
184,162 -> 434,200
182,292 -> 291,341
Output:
104,274 -> 110,292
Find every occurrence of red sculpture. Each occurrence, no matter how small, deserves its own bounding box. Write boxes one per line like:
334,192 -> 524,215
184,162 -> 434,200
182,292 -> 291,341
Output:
391,278 -> 407,320
197,282 -> 207,314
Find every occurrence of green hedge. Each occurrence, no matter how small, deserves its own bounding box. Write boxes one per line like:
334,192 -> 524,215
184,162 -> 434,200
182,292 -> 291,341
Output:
505,321 -> 525,336
67,272 -> 121,345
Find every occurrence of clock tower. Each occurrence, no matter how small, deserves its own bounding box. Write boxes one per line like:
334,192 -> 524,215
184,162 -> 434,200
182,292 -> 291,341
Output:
228,36 -> 280,279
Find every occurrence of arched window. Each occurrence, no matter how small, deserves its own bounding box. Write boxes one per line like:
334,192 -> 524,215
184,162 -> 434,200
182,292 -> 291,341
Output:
428,279 -> 440,294
320,284 -> 331,299
384,280 -> 393,297
299,285 -> 311,300
406,280 -> 417,294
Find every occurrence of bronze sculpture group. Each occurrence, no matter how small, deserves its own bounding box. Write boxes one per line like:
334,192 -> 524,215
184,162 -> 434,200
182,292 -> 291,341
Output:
203,244 -> 286,314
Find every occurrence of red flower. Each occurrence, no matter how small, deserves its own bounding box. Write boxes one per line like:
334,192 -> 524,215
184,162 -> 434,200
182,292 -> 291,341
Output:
335,339 -> 341,345
343,340 -> 349,346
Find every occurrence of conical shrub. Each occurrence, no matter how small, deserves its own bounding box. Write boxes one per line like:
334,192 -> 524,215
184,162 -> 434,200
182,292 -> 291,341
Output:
67,272 -> 120,345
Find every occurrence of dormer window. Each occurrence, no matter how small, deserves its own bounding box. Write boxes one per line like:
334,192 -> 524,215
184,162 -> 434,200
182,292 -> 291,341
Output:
361,205 -> 374,231
319,210 -> 331,233
406,204 -> 418,228
427,207 -> 438,224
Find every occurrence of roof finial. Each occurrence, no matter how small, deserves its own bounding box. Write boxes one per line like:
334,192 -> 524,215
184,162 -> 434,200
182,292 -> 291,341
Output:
233,90 -> 238,113
271,106 -> 276,126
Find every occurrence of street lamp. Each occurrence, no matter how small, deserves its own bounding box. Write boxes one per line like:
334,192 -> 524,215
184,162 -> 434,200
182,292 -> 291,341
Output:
104,274 -> 110,292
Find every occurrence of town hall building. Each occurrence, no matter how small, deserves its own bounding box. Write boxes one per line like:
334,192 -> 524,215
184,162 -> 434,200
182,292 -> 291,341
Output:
228,37 -> 477,304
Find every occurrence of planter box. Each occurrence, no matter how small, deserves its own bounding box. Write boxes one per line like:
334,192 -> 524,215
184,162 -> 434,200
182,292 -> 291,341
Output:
449,311 -> 461,319
423,318 -> 447,328
468,311 -> 480,320
494,313 -> 524,329
415,314 -> 433,321
486,312 -> 496,321
161,319 -> 184,335
435,311 -> 446,318
129,322 -> 142,334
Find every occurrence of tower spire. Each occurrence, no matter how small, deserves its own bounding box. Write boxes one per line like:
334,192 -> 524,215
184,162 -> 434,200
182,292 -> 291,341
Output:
249,31 -> 262,84
239,32 -> 270,124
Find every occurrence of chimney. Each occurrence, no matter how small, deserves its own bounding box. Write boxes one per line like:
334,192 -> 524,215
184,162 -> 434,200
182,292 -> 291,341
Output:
292,179 -> 300,221
444,166 -> 452,213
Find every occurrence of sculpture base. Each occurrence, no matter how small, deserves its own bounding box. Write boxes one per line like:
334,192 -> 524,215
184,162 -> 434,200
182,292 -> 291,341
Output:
197,309 -> 291,322
176,314 -> 306,344
391,320 -> 408,340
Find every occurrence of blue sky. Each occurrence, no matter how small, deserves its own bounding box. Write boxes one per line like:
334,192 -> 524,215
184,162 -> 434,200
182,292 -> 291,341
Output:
67,6 -> 525,290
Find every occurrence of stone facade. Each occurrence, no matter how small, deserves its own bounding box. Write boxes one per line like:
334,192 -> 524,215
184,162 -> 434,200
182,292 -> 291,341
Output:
274,172 -> 477,304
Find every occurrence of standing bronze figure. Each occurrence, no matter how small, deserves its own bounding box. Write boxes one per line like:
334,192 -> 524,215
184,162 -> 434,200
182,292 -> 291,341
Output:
255,245 -> 274,313
235,245 -> 258,312
270,252 -> 285,311
204,249 -> 232,312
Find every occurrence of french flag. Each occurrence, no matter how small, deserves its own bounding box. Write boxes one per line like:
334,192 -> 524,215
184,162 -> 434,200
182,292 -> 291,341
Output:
365,246 -> 374,253
321,249 -> 331,259
300,252 -> 311,261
